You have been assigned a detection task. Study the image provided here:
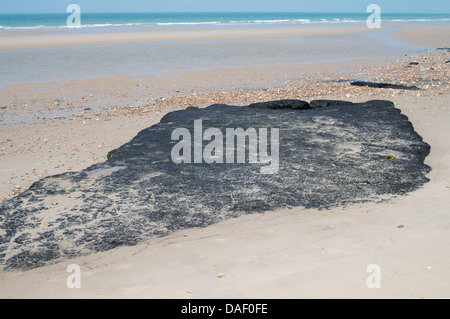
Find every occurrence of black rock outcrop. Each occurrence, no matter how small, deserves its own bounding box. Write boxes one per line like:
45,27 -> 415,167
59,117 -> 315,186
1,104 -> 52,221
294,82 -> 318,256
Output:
350,81 -> 420,91
0,100 -> 431,270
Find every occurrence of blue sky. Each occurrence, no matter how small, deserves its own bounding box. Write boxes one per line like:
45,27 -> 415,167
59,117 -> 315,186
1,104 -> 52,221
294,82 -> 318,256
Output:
1,0 -> 449,14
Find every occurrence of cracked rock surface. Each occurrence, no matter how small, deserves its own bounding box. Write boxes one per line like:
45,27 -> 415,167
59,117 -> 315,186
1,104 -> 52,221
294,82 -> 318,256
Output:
0,100 -> 431,271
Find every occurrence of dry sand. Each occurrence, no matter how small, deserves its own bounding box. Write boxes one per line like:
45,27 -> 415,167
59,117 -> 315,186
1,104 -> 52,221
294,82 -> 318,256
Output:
0,24 -> 449,299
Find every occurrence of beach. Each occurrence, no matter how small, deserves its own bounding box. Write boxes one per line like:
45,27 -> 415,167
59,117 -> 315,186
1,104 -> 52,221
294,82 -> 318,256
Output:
0,21 -> 449,298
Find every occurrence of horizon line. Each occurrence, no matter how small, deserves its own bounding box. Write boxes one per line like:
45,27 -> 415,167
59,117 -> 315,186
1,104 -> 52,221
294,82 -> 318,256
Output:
1,11 -> 450,15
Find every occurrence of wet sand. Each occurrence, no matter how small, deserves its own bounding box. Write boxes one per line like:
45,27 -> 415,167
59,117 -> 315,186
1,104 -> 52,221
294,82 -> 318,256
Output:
2,23 -> 448,52
388,25 -> 450,47
0,25 -> 370,51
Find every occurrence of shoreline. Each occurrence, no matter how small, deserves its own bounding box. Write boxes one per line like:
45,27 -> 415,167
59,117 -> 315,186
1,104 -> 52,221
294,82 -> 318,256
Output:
0,23 -> 446,91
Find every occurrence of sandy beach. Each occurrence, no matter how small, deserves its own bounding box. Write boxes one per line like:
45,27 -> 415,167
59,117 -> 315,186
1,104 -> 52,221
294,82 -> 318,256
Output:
0,22 -> 449,299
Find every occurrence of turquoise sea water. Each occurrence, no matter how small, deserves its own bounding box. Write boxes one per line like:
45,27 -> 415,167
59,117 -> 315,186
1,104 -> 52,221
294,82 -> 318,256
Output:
1,12 -> 450,30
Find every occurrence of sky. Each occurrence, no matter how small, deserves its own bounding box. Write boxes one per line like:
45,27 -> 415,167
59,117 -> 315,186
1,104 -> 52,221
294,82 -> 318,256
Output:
0,0 -> 449,14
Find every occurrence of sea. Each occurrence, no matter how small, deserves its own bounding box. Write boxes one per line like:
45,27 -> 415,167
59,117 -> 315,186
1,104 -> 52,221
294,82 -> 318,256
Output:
1,12 -> 450,30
